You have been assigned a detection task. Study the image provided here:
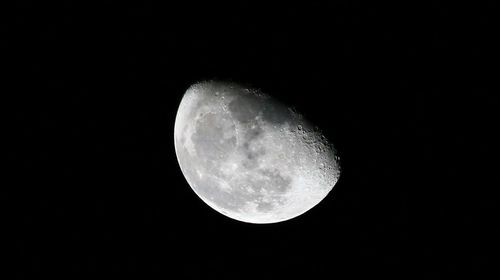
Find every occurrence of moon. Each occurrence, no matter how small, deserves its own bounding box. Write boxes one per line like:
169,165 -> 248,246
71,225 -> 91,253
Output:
174,81 -> 341,224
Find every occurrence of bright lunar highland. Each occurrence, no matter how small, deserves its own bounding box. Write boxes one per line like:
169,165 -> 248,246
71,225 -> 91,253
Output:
174,81 -> 341,224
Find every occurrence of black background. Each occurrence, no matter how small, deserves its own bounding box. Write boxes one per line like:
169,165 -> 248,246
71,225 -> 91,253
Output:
5,1 -> 498,279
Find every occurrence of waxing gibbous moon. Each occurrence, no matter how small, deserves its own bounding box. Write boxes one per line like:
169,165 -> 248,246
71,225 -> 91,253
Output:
174,81 -> 341,224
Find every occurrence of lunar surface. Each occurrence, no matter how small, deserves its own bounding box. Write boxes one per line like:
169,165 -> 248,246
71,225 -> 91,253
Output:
174,81 -> 341,224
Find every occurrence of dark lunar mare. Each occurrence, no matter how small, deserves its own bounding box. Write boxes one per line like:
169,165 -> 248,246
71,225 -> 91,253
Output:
187,83 -> 294,213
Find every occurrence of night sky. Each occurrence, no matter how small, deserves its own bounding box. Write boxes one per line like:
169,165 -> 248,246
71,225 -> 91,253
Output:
5,1 -> 497,279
